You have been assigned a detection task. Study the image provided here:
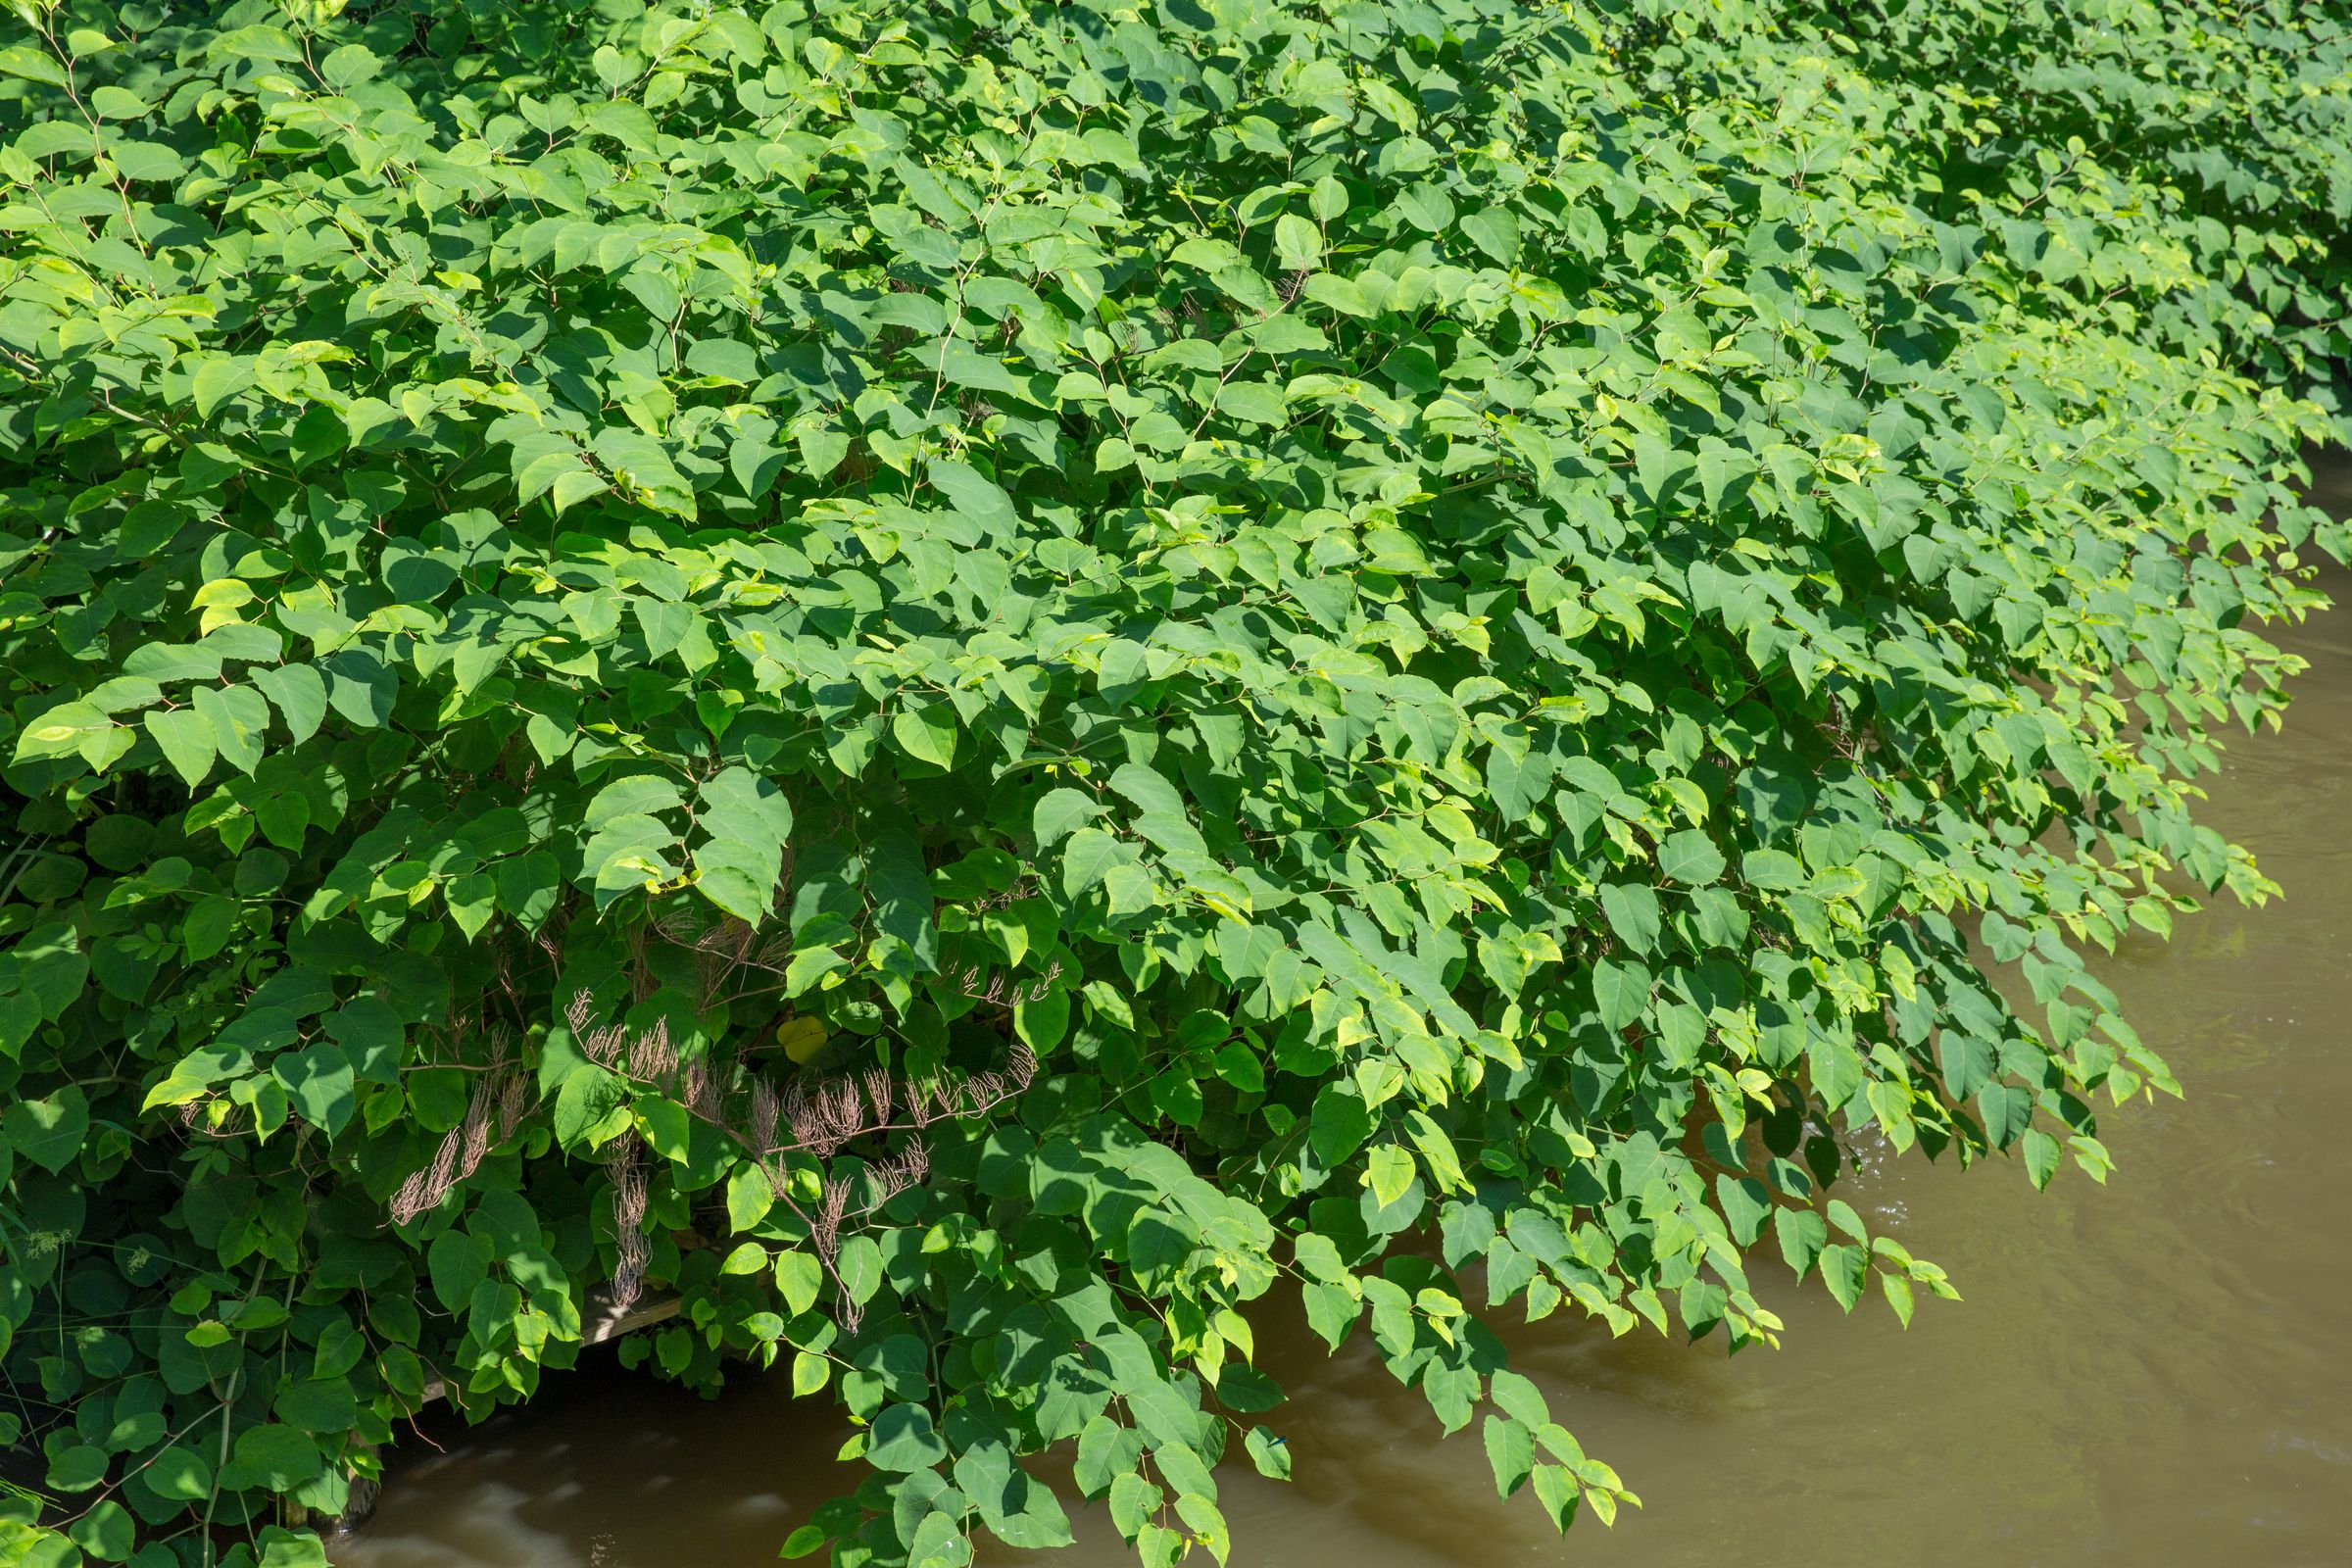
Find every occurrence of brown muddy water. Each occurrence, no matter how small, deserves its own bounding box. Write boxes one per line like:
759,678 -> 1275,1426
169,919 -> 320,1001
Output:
335,459 -> 2352,1568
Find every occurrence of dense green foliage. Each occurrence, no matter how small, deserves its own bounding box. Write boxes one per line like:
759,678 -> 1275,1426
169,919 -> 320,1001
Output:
1,0 -> 2346,1564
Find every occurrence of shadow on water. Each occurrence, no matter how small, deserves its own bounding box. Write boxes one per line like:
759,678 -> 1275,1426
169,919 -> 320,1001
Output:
335,453 -> 2352,1568
324,1363 -> 855,1568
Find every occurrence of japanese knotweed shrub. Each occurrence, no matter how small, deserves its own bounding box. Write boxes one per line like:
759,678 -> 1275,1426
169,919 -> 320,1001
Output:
1761,0 -> 2352,414
0,0 -> 2346,1565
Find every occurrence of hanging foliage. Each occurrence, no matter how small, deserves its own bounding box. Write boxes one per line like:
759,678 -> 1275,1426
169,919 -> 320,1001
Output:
0,0 -> 2345,1564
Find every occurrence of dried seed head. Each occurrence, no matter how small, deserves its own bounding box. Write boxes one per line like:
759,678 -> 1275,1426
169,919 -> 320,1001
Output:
682,1058 -> 717,1121
389,1169 -> 433,1227
750,1078 -> 781,1152
458,1105 -> 491,1183
866,1138 -> 931,1206
426,1124 -> 460,1200
813,1180 -> 848,1263
498,1070 -> 529,1138
628,1017 -> 676,1088
784,1081 -> 822,1152
570,991 -> 626,1067
609,1138 -> 650,1308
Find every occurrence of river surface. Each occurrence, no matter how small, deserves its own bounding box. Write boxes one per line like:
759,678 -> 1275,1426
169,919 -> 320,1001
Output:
336,457 -> 2352,1568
